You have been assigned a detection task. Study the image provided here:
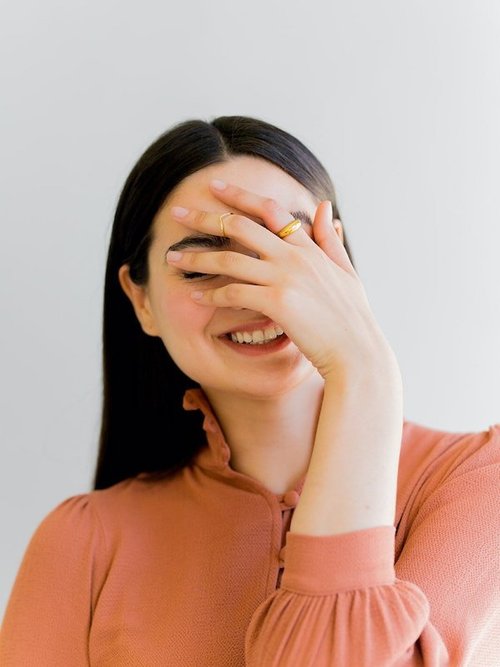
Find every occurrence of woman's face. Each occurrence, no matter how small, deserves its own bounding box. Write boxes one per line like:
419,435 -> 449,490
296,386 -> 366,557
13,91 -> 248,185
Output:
119,155 -> 322,399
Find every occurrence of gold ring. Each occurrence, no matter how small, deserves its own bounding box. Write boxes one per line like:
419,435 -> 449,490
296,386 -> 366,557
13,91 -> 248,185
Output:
219,212 -> 232,237
276,219 -> 302,239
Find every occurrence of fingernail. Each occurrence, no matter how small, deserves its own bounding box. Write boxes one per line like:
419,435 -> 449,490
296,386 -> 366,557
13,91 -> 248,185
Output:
211,179 -> 227,190
171,206 -> 189,218
191,291 -> 203,300
166,250 -> 182,262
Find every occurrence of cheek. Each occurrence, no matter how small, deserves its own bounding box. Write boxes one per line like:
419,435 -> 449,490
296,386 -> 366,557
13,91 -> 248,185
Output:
154,289 -> 218,384
157,289 -> 213,343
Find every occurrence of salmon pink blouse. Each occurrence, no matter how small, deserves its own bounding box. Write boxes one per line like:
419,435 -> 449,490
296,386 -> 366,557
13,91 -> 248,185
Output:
1,389 -> 499,666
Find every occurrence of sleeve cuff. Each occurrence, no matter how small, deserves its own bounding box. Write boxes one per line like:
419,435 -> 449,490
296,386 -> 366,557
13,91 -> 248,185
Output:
281,525 -> 396,595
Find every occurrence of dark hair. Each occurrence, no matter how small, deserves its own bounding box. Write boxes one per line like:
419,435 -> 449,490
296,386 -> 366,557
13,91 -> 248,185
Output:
92,115 -> 356,490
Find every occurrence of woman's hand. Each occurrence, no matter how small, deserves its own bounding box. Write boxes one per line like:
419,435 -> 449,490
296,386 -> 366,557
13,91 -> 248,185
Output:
168,179 -> 393,379
168,179 -> 404,535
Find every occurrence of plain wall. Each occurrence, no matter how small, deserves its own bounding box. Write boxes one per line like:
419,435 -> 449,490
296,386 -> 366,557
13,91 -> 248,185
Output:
1,0 -> 499,618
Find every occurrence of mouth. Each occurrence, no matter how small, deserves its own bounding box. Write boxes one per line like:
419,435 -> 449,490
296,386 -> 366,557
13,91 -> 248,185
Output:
226,324 -> 285,345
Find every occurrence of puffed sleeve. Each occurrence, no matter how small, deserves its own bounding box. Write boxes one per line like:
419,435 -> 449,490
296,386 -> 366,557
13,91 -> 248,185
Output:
0,493 -> 107,667
245,426 -> 500,666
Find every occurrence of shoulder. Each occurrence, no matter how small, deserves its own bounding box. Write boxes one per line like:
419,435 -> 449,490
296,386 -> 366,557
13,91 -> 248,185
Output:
400,419 -> 500,475
397,420 -> 500,521
30,475 -> 161,549
35,472 -> 188,560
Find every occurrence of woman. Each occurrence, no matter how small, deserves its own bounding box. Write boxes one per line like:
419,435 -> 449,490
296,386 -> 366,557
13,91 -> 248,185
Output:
1,115 -> 498,666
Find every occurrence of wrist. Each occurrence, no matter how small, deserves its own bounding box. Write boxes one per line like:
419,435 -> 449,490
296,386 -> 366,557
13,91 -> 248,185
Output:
322,337 -> 402,390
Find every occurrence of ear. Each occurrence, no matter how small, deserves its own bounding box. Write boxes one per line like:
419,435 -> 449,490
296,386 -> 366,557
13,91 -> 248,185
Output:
118,264 -> 160,337
333,219 -> 344,245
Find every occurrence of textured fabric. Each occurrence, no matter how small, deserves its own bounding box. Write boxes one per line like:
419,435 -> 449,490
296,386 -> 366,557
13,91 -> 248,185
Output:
1,388 -> 499,666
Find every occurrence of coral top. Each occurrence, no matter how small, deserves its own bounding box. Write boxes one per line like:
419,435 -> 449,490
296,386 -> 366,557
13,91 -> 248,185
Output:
1,389 -> 499,666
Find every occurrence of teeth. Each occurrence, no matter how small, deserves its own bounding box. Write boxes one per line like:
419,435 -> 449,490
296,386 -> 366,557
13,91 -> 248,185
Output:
253,330 -> 264,343
264,326 -> 277,340
230,325 -> 285,345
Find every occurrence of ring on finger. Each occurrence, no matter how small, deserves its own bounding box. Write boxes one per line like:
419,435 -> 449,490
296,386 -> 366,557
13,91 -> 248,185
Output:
276,219 -> 302,239
219,212 -> 233,237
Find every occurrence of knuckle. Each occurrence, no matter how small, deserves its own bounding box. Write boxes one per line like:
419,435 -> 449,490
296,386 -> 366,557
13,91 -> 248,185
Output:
274,286 -> 295,311
194,210 -> 207,225
184,252 -> 199,269
229,214 -> 244,233
273,289 -> 287,310
262,197 -> 280,214
225,184 -> 244,202
224,283 -> 242,301
218,251 -> 237,271
222,213 -> 236,235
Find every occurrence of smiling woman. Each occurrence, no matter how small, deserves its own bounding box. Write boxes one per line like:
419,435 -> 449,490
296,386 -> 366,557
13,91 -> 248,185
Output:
0,115 -> 499,666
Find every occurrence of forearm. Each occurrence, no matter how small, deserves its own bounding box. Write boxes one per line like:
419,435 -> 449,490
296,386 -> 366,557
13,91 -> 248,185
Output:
290,345 -> 404,536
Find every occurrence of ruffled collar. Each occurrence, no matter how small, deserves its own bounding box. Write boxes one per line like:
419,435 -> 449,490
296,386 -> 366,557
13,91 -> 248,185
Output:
182,387 -> 233,472
181,387 -> 308,504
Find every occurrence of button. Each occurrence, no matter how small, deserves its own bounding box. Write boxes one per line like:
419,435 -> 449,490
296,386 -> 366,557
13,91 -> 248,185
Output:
282,490 -> 300,508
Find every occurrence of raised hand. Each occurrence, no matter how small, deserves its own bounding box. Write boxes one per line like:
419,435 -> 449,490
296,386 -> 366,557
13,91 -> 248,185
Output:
167,179 -> 392,379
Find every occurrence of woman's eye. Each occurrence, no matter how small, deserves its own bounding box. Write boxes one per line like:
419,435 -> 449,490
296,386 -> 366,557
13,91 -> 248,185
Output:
181,271 -> 214,281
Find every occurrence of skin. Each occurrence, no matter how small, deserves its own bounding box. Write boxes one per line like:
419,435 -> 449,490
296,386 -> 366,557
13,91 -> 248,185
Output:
119,156 -> 404,534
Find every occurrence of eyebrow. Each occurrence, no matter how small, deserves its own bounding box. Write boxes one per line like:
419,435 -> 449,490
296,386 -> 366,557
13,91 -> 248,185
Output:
291,210 -> 313,227
165,210 -> 313,255
166,234 -> 230,254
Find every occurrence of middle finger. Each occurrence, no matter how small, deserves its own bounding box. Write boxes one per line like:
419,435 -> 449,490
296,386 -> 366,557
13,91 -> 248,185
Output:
209,179 -> 311,244
169,207 -> 304,258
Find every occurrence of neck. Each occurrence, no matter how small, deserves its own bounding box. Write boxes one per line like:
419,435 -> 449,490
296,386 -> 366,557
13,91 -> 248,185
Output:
203,376 -> 325,495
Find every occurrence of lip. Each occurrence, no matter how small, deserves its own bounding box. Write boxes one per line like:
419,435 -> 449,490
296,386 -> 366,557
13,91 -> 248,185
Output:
217,331 -> 291,356
221,319 -> 279,336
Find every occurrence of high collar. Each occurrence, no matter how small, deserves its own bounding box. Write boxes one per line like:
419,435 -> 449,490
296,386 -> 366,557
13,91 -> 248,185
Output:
182,388 -> 309,502
183,387 -> 233,472
183,386 -> 412,474
181,387 -> 412,509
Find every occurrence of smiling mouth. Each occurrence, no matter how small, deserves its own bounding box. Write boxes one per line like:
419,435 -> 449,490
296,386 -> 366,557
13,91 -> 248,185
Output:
227,324 -> 285,345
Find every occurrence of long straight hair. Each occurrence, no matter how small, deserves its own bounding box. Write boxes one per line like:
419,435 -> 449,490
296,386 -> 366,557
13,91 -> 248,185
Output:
92,116 -> 355,490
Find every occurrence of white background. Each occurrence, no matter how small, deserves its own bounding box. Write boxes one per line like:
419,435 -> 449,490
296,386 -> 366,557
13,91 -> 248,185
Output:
1,0 -> 499,618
